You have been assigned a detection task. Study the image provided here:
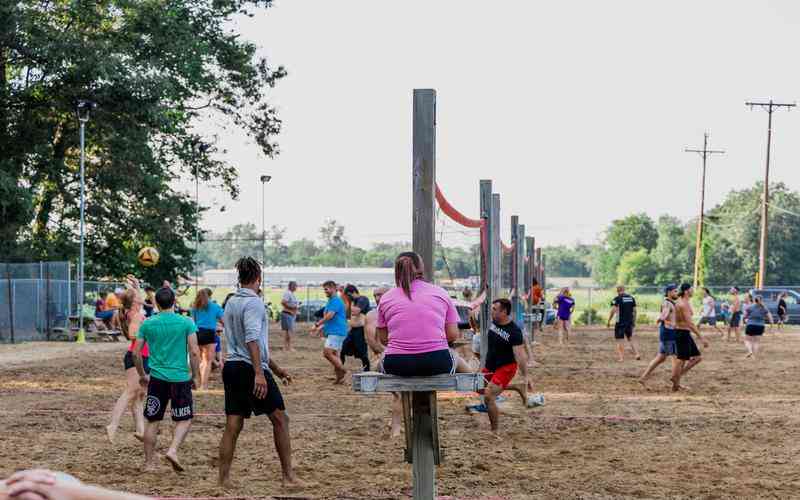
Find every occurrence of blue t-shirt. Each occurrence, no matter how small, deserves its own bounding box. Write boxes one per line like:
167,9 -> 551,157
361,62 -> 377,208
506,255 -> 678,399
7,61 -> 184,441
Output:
323,295 -> 348,336
192,301 -> 224,330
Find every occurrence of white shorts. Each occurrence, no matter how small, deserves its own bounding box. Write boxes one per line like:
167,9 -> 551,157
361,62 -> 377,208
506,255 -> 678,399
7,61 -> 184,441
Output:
324,334 -> 346,351
471,334 -> 481,354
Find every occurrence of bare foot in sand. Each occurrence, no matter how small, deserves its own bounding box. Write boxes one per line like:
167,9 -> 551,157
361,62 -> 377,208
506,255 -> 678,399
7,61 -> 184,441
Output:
141,461 -> 158,473
334,367 -> 347,385
165,452 -> 185,472
390,424 -> 402,438
637,378 -> 649,390
281,474 -> 306,489
106,425 -> 116,444
133,433 -> 144,443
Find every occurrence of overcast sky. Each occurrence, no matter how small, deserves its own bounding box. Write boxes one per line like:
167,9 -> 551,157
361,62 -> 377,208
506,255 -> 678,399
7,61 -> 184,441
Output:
193,0 -> 800,249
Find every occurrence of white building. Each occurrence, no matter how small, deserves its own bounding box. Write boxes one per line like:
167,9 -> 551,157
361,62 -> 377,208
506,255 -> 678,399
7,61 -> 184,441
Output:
203,266 -> 395,288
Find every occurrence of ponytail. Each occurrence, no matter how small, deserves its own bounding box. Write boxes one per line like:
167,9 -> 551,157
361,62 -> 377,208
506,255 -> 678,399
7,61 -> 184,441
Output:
394,252 -> 425,300
115,289 -> 136,340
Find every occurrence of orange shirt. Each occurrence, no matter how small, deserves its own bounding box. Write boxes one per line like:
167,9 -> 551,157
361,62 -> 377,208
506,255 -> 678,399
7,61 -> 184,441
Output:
532,285 -> 543,304
105,293 -> 121,309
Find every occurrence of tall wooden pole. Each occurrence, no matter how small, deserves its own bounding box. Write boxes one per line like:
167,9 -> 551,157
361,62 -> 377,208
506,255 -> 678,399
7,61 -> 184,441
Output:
412,89 -> 437,282
510,215 -> 519,322
746,99 -> 795,288
479,180 -> 493,369
685,133 -> 725,288
491,194 -> 501,299
517,224 -> 526,327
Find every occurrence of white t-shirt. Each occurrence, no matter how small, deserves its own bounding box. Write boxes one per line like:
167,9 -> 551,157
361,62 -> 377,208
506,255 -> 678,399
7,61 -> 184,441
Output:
282,290 -> 299,313
702,296 -> 715,317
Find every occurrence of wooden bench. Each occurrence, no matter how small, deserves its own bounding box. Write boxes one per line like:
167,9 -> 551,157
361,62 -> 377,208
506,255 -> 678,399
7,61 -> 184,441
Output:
352,372 -> 485,500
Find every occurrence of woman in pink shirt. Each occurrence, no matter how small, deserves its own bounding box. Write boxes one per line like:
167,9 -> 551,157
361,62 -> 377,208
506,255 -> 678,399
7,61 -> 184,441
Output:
377,252 -> 461,376
106,287 -> 149,443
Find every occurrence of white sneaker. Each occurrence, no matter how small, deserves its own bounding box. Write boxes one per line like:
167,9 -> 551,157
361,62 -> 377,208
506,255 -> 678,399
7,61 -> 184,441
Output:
527,394 -> 545,408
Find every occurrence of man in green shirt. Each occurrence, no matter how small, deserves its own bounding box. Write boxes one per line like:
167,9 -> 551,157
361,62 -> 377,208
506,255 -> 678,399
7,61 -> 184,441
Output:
133,287 -> 200,472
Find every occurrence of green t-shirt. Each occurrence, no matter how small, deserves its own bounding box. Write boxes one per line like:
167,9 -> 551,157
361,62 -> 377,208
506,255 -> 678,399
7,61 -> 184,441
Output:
137,311 -> 197,382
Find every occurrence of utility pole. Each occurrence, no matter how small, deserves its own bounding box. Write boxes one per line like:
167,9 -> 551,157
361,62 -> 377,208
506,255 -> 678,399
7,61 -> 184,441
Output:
745,99 -> 795,288
685,133 -> 724,288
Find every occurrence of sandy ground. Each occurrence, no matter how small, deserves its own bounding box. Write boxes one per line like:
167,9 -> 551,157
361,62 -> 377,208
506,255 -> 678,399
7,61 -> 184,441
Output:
2,324 -> 800,499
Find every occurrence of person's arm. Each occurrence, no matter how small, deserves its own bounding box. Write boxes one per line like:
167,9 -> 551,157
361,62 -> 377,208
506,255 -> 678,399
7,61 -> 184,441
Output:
377,327 -> 389,347
4,469 -> 152,500
684,306 -> 706,346
132,337 -> 148,387
512,344 -> 533,392
632,305 -> 637,325
316,310 -> 335,328
607,305 -> 618,328
445,322 -> 459,343
348,304 -> 364,327
240,300 -> 268,399
364,313 -> 384,355
186,332 -> 200,388
268,358 -> 292,384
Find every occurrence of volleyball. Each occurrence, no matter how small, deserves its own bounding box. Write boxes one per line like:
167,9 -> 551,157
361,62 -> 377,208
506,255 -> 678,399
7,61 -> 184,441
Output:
137,247 -> 160,267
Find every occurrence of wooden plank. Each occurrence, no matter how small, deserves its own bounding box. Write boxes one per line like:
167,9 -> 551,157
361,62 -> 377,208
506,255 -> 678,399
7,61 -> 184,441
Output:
411,391 -> 436,500
412,89 -> 436,282
352,372 -> 485,393
402,392 -> 413,463
429,391 -> 441,465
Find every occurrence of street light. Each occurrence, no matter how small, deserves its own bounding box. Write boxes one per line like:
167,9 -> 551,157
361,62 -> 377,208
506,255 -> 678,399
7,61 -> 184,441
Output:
76,99 -> 97,338
260,175 -> 272,293
193,142 -> 209,297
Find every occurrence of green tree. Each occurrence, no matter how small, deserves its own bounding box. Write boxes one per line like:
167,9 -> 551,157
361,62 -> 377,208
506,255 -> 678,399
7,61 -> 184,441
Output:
651,215 -> 691,284
543,245 -> 592,277
616,249 -> 657,286
1,0 -> 285,281
592,213 -> 658,286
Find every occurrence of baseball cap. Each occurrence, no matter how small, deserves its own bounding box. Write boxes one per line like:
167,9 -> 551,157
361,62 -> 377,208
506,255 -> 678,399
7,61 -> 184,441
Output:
664,284 -> 677,295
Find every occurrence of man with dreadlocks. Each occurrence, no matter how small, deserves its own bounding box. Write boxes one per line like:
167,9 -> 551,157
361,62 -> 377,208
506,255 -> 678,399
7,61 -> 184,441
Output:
217,257 -> 299,488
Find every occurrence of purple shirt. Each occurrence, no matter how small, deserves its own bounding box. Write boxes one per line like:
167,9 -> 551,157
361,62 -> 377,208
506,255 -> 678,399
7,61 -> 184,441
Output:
555,294 -> 575,320
377,280 -> 459,355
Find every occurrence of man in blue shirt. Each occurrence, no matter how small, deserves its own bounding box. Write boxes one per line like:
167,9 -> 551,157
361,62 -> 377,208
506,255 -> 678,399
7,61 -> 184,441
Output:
314,280 -> 348,384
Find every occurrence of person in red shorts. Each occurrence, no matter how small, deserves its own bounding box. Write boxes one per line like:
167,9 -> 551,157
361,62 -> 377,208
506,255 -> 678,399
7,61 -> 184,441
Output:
481,298 -> 534,432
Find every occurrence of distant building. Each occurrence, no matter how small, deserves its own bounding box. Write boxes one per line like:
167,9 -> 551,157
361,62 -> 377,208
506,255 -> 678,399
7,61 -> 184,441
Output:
203,266 -> 395,288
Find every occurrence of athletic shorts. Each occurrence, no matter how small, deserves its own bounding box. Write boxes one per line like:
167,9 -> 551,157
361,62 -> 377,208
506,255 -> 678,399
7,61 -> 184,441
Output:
222,361 -> 285,418
280,312 -> 296,332
699,316 -> 717,326
123,351 -> 150,373
197,328 -> 217,346
614,323 -> 633,340
745,324 -> 765,336
144,377 -> 193,422
658,325 -> 677,355
730,312 -> 742,327
215,333 -> 221,353
381,349 -> 455,377
482,363 -> 518,389
675,329 -> 701,361
324,334 -> 346,351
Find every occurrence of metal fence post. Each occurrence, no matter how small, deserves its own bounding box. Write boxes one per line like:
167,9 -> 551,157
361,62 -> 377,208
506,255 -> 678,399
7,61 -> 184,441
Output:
588,287 -> 593,325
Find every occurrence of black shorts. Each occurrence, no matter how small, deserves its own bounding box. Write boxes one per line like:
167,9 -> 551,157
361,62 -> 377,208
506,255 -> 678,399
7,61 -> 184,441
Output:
675,329 -> 701,361
730,312 -> 742,327
745,324 -> 765,336
222,361 -> 285,418
144,377 -> 193,422
381,349 -> 455,377
614,323 -> 633,340
341,327 -> 369,358
197,328 -> 217,346
123,351 -> 150,373
699,316 -> 717,326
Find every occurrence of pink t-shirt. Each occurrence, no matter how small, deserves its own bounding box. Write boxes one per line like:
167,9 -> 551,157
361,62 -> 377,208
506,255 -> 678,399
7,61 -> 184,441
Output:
377,280 -> 459,355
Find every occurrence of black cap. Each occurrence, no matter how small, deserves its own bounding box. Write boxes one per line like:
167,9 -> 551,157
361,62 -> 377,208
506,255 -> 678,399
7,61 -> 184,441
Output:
664,284 -> 677,295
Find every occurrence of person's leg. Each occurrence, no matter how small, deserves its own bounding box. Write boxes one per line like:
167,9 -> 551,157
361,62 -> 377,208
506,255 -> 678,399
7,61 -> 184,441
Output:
682,355 -> 702,375
627,335 -> 640,359
142,421 -> 160,471
218,415 -> 244,487
267,409 -> 299,484
390,393 -> 402,438
752,336 -> 761,357
615,339 -> 625,362
165,419 -> 192,471
284,328 -> 293,352
323,347 -> 346,383
638,353 -> 666,386
505,383 -> 528,406
744,336 -> 753,357
201,344 -> 215,390
107,367 -> 139,443
484,383 -> 503,432
670,358 -> 685,391
735,325 -> 740,342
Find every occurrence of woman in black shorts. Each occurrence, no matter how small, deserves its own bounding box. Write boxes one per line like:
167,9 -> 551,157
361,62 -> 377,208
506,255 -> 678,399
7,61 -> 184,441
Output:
743,295 -> 773,359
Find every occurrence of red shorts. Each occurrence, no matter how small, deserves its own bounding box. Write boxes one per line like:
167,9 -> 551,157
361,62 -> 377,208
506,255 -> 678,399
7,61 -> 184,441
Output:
482,363 -> 518,389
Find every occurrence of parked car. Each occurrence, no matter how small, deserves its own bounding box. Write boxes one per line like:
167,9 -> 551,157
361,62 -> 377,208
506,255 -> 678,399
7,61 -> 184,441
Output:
297,299 -> 327,322
749,288 -> 800,324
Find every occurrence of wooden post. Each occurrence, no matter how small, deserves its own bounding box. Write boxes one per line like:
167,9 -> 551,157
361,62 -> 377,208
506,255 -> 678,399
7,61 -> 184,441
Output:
411,391 -> 436,500
412,89 -> 436,282
517,224 -> 526,327
491,194 -> 501,299
525,235 -> 535,332
479,180 -> 492,369
510,215 -> 520,324
6,263 -> 14,344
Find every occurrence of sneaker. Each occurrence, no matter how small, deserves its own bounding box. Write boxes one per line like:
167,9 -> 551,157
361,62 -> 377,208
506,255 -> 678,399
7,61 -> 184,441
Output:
466,403 -> 489,413
527,394 -> 545,408
495,395 -> 507,403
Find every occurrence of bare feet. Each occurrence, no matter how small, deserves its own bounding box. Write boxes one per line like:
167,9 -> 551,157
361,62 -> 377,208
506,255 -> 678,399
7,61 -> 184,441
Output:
390,425 -> 402,438
165,452 -> 185,472
745,352 -> 753,359
670,377 -> 680,392
281,474 -> 305,489
637,378 -> 648,389
334,367 -> 347,385
133,433 -> 144,443
106,425 -> 116,444
218,478 -> 234,489
142,461 -> 158,473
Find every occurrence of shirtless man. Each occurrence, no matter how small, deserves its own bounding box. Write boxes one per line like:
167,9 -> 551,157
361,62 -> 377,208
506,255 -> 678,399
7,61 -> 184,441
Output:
364,287 -> 402,437
638,284 -> 679,388
673,283 -> 708,391
727,287 -> 742,342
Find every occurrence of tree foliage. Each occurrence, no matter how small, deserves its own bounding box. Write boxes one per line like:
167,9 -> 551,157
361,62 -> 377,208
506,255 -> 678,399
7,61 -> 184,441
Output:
1,0 -> 285,282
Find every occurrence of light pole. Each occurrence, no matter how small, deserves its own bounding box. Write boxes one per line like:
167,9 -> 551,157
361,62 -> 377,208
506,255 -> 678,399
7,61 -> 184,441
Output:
260,174 -> 272,293
193,142 -> 209,298
76,100 -> 96,337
